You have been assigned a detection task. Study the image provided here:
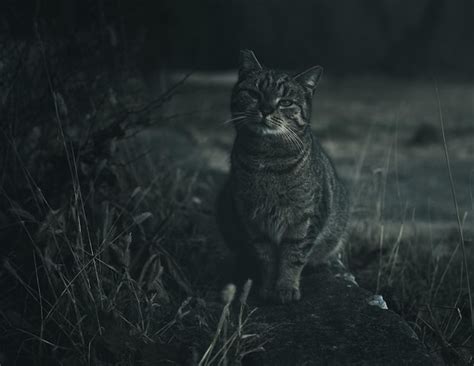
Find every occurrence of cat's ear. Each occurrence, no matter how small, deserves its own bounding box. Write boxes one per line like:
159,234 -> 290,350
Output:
239,49 -> 262,79
294,65 -> 323,94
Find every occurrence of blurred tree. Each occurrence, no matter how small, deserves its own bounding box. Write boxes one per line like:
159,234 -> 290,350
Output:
2,0 -> 474,77
379,0 -> 447,75
431,0 -> 474,74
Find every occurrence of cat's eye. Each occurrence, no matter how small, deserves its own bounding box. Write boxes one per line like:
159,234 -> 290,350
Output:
279,99 -> 294,108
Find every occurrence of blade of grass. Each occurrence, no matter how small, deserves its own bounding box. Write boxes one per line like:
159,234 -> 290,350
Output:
435,80 -> 474,345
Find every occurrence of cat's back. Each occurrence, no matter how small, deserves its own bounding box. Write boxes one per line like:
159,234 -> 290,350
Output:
308,133 -> 350,261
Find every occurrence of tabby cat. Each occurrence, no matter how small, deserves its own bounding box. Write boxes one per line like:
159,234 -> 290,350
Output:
217,50 -> 349,303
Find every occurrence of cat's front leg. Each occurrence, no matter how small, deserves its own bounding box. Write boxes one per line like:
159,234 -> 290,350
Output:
254,241 -> 278,301
275,240 -> 312,303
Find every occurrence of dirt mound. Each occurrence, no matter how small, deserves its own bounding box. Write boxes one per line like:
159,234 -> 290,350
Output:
245,262 -> 440,365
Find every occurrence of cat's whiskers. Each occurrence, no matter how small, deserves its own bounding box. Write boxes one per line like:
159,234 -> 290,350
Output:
234,119 -> 250,128
221,115 -> 246,125
268,119 -> 296,150
269,118 -> 305,153
277,120 -> 305,153
286,127 -> 305,153
286,131 -> 304,153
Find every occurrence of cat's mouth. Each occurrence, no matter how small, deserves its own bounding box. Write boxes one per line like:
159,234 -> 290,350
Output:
240,116 -> 285,136
256,119 -> 284,135
246,123 -> 281,136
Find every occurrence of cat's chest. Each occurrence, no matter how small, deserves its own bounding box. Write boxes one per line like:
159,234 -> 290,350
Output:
234,170 -> 308,205
232,169 -> 316,240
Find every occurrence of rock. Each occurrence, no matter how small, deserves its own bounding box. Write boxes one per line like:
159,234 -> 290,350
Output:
367,294 -> 388,310
244,262 -> 441,366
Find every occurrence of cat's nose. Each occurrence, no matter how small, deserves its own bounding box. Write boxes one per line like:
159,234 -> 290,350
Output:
260,104 -> 274,117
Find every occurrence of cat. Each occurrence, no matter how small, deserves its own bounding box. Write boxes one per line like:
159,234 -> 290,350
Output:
217,50 -> 349,304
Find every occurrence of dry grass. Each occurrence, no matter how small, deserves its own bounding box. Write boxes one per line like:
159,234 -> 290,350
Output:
344,82 -> 474,364
0,40 -> 261,365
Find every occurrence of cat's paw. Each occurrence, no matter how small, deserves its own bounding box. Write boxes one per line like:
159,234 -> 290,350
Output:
275,284 -> 301,304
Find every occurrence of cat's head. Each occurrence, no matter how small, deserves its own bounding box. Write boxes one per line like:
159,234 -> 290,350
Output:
231,49 -> 322,137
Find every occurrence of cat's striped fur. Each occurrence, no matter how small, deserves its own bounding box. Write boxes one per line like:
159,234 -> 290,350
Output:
217,50 -> 349,303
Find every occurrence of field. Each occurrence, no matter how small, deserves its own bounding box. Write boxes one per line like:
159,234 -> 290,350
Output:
1,61 -> 474,365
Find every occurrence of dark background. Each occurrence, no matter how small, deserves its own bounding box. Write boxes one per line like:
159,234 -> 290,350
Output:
2,0 -> 474,77
1,2 -> 474,365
